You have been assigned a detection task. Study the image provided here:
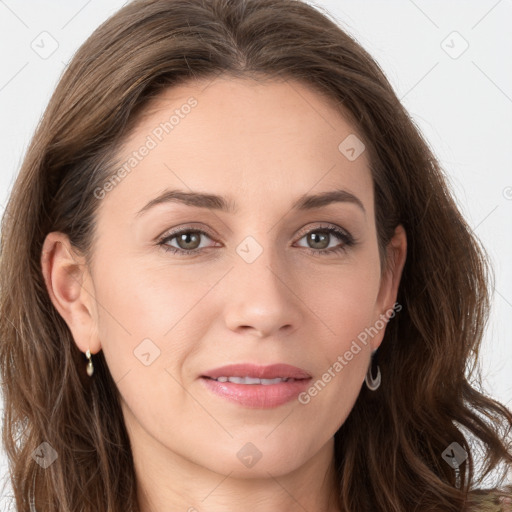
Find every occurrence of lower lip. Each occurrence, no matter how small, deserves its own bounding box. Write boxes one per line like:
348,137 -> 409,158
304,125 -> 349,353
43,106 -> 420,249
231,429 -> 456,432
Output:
200,377 -> 312,408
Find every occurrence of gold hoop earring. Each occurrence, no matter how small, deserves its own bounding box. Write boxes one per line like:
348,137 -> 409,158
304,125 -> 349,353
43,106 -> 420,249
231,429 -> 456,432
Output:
85,349 -> 94,377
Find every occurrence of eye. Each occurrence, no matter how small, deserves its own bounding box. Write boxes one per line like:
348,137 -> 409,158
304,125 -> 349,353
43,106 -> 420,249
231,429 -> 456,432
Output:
293,224 -> 355,256
157,223 -> 356,256
158,227 -> 218,255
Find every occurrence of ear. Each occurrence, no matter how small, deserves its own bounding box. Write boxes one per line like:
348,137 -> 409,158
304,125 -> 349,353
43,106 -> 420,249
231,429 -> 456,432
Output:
371,224 -> 407,350
40,232 -> 101,355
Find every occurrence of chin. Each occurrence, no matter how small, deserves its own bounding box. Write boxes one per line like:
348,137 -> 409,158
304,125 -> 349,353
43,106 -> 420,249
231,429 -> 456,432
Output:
194,438 -> 312,478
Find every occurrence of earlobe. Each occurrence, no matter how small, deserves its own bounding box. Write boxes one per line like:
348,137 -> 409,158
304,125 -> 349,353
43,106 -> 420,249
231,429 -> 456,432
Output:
40,232 -> 101,355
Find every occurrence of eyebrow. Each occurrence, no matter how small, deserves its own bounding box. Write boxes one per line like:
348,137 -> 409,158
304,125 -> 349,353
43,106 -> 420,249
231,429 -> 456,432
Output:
135,188 -> 366,218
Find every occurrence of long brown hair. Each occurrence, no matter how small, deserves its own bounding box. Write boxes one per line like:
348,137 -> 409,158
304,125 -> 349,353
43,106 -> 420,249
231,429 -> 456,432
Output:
1,0 -> 511,510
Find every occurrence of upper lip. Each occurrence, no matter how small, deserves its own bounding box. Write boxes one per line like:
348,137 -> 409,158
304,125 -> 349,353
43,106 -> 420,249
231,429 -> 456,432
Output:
201,363 -> 312,380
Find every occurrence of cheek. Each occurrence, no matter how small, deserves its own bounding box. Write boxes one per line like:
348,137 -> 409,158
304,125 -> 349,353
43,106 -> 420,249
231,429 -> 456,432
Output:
294,264 -> 380,434
296,250 -> 381,400
90,255 -> 172,379
302,257 -> 382,346
91,250 -> 220,381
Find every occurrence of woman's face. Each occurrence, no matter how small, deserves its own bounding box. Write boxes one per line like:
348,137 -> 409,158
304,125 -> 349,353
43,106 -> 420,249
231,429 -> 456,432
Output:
44,76 -> 406,480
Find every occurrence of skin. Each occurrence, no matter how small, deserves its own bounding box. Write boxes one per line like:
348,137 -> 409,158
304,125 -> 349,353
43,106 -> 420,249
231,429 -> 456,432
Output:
41,76 -> 407,512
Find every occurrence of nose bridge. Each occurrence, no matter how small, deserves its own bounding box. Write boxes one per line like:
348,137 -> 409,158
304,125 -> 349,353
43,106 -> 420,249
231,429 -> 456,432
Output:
222,230 -> 302,337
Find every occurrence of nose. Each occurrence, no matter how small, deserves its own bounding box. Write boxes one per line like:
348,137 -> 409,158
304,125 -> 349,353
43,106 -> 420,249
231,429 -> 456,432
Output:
222,245 -> 304,339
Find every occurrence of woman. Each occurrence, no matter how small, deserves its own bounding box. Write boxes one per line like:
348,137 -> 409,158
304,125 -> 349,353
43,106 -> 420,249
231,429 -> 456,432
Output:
0,0 -> 511,510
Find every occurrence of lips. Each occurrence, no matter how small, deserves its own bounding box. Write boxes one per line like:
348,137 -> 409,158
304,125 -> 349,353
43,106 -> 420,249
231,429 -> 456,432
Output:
199,363 -> 312,408
201,363 -> 311,381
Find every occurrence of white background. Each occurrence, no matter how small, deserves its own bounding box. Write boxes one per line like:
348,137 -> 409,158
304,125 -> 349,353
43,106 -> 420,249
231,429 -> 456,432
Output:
1,0 -> 511,507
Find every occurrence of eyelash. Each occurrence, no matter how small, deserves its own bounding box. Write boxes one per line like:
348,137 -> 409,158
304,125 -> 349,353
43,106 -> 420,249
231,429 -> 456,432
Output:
157,224 -> 356,257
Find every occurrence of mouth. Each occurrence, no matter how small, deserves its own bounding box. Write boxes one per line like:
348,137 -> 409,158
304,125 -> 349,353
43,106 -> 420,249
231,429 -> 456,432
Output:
202,376 -> 305,384
201,362 -> 312,380
199,363 -> 312,408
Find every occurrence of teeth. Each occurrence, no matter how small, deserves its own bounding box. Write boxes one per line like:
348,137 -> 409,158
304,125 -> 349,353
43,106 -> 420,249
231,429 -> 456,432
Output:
213,376 -> 294,385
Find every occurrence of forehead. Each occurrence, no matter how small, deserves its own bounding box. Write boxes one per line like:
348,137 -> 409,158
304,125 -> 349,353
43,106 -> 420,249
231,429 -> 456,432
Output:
98,76 -> 373,219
